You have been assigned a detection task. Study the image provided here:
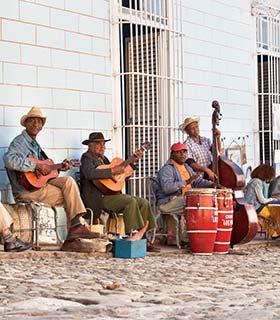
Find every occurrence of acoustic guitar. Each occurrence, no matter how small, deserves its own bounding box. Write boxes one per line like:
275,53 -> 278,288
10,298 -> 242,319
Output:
93,142 -> 151,195
18,157 -> 80,190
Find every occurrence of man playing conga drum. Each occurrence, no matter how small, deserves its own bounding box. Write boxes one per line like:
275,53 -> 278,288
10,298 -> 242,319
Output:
153,142 -> 213,213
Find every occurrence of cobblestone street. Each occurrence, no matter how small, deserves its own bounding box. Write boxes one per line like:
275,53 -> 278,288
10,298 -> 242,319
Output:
0,243 -> 279,320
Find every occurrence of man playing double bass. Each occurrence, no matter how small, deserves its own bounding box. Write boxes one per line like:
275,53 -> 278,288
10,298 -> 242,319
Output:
180,104 -> 258,246
179,116 -> 221,181
80,132 -> 159,251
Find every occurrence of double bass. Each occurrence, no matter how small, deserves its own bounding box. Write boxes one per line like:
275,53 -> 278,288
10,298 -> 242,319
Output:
211,100 -> 258,246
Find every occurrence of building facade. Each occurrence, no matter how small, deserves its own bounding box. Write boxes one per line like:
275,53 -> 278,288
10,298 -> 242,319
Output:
0,0 -> 279,200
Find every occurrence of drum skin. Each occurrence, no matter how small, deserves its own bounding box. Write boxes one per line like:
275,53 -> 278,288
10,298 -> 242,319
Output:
185,189 -> 218,255
214,189 -> 233,254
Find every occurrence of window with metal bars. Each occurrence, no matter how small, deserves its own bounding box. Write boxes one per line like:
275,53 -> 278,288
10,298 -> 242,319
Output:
255,9 -> 280,164
112,0 -> 184,198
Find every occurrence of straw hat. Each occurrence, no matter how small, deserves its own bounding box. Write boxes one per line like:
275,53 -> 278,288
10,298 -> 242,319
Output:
179,116 -> 200,132
82,132 -> 111,145
20,107 -> 46,127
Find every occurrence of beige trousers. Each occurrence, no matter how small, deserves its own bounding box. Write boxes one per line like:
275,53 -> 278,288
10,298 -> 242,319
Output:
16,177 -> 86,221
0,202 -> 13,234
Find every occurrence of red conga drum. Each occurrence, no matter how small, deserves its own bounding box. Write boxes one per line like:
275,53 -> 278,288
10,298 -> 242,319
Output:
213,189 -> 233,254
185,189 -> 218,255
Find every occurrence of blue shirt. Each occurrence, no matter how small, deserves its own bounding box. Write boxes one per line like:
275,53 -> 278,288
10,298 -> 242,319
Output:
4,130 -> 47,197
153,159 -> 213,205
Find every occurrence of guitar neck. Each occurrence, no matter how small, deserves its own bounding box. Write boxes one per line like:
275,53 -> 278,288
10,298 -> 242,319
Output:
121,156 -> 137,168
113,142 -> 150,169
49,163 -> 63,171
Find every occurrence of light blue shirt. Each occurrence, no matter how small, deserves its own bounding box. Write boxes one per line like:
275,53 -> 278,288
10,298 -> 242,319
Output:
244,178 -> 273,211
4,130 -> 47,197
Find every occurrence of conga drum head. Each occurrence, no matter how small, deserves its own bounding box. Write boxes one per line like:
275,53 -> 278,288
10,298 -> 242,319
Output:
216,188 -> 233,196
186,188 -> 217,196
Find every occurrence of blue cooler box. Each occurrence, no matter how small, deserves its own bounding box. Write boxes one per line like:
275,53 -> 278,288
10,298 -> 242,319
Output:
114,239 -> 147,258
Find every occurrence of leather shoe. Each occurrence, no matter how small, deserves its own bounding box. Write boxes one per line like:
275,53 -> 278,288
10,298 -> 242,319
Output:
147,241 -> 161,253
61,239 -> 93,253
67,224 -> 101,241
4,238 -> 32,252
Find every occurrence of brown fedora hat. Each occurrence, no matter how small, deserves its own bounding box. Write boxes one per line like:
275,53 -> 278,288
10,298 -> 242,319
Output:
82,132 -> 111,145
20,107 -> 47,127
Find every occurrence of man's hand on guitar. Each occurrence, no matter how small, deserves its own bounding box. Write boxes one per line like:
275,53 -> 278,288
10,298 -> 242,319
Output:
111,164 -> 125,175
60,159 -> 71,171
35,163 -> 51,176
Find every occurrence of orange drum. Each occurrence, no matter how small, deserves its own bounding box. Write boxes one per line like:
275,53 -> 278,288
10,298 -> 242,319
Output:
185,188 -> 218,255
214,189 -> 233,254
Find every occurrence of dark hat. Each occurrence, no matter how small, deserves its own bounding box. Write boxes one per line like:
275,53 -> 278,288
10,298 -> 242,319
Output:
82,132 -> 111,145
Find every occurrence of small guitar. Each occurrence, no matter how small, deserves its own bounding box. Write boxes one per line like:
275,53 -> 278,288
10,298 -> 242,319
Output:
18,157 -> 80,190
93,142 -> 151,195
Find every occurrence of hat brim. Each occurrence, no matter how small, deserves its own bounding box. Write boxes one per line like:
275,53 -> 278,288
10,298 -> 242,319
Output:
179,117 -> 199,132
172,147 -> 187,152
82,138 -> 111,145
20,115 -> 46,127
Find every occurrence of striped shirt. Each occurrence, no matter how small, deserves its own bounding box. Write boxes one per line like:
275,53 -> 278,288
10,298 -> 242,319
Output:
184,135 -> 212,177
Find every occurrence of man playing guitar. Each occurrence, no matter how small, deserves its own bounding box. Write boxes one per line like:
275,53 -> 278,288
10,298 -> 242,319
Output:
4,107 -> 100,252
80,132 -> 159,251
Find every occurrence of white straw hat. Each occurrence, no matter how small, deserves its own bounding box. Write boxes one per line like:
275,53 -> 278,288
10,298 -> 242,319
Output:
179,116 -> 200,132
20,107 -> 46,127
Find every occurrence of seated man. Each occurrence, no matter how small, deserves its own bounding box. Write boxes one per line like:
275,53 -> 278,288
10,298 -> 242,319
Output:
80,132 -> 159,251
4,107 -> 99,252
154,142 -> 213,213
0,202 -> 32,252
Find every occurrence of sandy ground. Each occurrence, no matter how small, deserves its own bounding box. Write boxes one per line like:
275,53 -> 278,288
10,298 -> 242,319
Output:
0,242 -> 279,320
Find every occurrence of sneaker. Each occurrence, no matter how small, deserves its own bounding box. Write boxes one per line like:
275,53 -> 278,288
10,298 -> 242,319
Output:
4,238 -> 32,252
61,239 -> 93,253
67,224 -> 101,241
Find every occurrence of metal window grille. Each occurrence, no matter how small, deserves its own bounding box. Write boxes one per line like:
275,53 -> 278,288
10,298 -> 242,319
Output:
253,1 -> 280,164
111,0 -> 184,197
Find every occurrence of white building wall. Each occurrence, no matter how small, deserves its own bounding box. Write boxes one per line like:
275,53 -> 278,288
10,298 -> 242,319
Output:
0,0 -> 265,197
0,0 -> 112,196
182,0 -> 257,173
